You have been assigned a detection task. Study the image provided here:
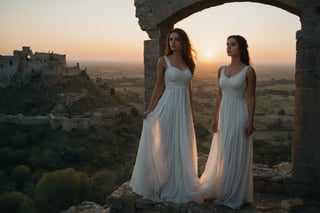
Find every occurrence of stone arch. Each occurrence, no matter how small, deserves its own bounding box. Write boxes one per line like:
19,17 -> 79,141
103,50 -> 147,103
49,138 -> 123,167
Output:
135,0 -> 320,199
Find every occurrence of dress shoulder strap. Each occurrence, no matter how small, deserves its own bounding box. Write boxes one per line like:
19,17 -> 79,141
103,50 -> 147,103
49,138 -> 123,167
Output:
223,66 -> 227,72
164,56 -> 171,67
221,66 -> 227,75
244,65 -> 251,74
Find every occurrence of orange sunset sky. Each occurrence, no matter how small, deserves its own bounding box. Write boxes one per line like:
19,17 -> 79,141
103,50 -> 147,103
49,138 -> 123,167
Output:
0,0 -> 300,64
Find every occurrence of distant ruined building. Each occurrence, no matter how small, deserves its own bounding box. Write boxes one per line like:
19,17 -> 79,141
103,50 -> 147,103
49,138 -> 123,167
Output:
0,46 -> 83,87
135,0 -> 320,201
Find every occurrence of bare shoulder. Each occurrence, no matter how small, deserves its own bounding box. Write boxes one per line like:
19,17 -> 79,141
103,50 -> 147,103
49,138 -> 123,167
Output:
217,65 -> 226,77
218,65 -> 225,71
158,56 -> 165,62
156,56 -> 167,73
218,65 -> 226,73
247,66 -> 256,78
157,56 -> 167,67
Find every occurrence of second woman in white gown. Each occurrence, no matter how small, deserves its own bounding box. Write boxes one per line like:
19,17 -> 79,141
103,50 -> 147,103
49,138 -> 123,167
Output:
130,28 -> 200,203
200,35 -> 256,209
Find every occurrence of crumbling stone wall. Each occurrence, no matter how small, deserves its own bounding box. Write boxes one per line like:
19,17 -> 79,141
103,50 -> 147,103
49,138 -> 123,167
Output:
135,0 -> 320,199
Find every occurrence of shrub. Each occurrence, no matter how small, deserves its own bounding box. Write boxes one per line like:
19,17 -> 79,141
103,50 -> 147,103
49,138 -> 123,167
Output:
11,165 -> 32,189
0,170 -> 6,182
34,168 -> 91,213
130,106 -> 139,117
110,87 -> 115,95
11,130 -> 28,147
0,147 -> 11,170
253,139 -> 291,165
7,149 -> 29,166
278,109 -> 286,115
29,149 -> 61,170
0,191 -> 36,213
90,169 -> 117,204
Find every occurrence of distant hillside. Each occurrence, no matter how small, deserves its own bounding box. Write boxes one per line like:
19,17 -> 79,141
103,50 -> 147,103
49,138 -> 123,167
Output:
0,61 -> 143,212
0,71 -> 117,115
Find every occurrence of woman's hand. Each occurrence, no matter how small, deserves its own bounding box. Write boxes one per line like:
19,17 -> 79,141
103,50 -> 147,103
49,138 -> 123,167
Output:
143,110 -> 151,119
245,121 -> 254,137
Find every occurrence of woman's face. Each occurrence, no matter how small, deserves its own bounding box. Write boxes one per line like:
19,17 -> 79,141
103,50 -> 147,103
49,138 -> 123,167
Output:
169,32 -> 182,52
226,37 -> 240,57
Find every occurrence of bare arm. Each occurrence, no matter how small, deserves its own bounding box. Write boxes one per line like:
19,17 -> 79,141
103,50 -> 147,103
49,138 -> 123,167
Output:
212,67 -> 223,133
245,66 -> 256,136
144,57 -> 166,118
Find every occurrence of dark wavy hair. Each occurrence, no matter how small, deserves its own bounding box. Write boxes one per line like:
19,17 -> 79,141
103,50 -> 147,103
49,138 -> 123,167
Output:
165,28 -> 196,74
228,35 -> 250,65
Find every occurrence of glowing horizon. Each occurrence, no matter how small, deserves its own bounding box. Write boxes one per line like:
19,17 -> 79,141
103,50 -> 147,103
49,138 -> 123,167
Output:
0,1 -> 300,64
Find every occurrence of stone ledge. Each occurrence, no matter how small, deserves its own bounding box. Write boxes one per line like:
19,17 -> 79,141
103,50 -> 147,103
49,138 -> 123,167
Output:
108,162 -> 316,213
108,181 -> 319,213
252,162 -> 293,194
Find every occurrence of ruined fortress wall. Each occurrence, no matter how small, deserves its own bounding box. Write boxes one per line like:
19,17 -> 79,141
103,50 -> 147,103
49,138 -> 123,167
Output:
64,65 -> 82,76
0,56 -> 19,87
19,60 -> 49,73
34,52 -> 66,63
0,47 -> 79,87
42,61 -> 65,76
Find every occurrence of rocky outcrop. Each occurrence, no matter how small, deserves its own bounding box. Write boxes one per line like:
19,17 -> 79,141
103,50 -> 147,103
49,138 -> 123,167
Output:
59,162 -> 319,212
61,201 -> 110,213
107,162 -> 320,212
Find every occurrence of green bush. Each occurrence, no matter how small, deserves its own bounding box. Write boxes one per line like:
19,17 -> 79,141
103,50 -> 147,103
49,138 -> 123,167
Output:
11,131 -> 29,147
253,139 -> 291,165
0,191 -> 36,213
90,169 -> 117,204
7,149 -> 29,166
0,147 -> 11,170
29,149 -> 61,170
11,165 -> 32,189
34,168 -> 91,213
0,170 -> 6,182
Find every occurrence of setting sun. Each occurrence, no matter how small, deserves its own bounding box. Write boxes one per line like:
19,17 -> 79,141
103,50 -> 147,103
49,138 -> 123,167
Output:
197,48 -> 223,62
196,45 -> 218,61
204,50 -> 215,59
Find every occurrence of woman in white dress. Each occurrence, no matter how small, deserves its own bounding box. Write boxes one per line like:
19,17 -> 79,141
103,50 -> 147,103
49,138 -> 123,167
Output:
200,35 -> 256,209
130,28 -> 200,203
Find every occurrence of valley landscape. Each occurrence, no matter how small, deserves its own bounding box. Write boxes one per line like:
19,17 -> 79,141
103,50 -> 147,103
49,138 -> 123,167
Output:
81,60 -> 295,165
0,58 -> 295,212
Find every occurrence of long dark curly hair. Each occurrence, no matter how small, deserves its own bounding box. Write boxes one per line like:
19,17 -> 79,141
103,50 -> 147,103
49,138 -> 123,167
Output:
165,28 -> 196,74
228,35 -> 250,65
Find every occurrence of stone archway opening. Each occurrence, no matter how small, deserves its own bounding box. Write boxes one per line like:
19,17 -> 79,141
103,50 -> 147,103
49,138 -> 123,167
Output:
135,0 -> 320,199
172,2 -> 298,167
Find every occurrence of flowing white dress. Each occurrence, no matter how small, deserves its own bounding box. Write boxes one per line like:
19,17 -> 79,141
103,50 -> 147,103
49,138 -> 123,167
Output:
130,56 -> 200,203
199,65 -> 253,209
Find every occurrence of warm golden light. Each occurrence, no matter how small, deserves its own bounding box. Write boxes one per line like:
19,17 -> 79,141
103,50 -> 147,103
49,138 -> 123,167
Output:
197,47 -> 218,62
0,1 -> 300,63
204,50 -> 215,59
